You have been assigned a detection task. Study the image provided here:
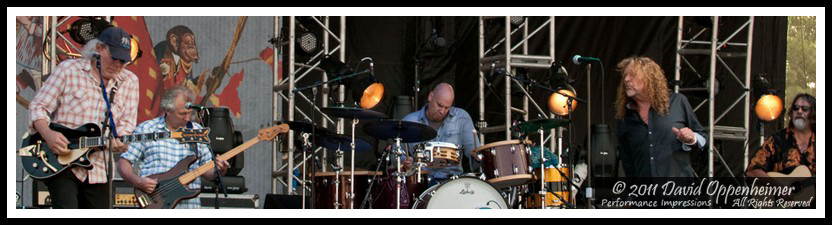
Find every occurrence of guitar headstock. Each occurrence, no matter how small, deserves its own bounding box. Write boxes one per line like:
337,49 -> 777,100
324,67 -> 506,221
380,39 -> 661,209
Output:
258,123 -> 289,141
174,127 -> 211,144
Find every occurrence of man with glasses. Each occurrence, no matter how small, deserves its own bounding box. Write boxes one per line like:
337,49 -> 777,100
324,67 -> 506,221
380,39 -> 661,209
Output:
28,27 -> 140,208
747,93 -> 816,177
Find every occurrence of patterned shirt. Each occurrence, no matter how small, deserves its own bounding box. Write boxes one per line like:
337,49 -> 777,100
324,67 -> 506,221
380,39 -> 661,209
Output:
121,116 -> 214,209
28,58 -> 139,184
403,105 -> 480,179
747,128 -> 816,176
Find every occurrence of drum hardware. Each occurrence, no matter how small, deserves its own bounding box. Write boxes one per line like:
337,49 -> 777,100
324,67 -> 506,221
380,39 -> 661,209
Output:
363,119 -> 437,209
511,118 -> 571,209
319,107 -> 388,209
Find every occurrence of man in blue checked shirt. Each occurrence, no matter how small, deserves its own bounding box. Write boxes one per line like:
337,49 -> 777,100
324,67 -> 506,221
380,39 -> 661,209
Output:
402,83 -> 480,187
117,86 -> 229,209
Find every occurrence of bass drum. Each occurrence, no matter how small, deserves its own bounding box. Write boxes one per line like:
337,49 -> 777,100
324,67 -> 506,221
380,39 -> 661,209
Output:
412,176 -> 508,209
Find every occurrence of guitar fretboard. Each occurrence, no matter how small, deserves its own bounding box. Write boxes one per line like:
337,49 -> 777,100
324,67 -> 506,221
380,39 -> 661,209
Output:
78,132 -> 172,149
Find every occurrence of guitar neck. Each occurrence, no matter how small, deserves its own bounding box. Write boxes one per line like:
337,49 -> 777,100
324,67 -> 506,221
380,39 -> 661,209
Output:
79,131 -> 172,149
177,137 -> 262,185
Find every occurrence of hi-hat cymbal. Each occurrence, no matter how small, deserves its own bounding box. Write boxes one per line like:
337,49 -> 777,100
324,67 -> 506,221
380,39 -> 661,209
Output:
317,133 -> 372,152
321,107 -> 388,120
511,118 -> 571,133
362,119 -> 437,143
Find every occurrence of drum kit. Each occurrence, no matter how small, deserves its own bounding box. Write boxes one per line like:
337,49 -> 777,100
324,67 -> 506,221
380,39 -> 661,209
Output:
287,107 -> 578,209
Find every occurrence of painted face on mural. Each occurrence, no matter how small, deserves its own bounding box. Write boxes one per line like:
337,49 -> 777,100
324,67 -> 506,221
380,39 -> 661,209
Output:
178,33 -> 199,63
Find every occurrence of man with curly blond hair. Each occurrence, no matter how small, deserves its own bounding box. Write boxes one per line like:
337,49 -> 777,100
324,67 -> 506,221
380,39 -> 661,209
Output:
614,57 -> 708,178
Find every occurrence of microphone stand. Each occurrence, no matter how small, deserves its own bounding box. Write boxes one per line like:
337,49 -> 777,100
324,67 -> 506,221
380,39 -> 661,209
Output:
413,29 -> 441,109
94,56 -> 119,209
292,70 -> 370,94
360,148 -> 390,209
212,151 -> 228,209
193,108 -> 228,209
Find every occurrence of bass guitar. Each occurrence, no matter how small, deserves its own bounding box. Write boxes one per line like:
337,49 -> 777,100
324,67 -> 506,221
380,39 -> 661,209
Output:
134,124 -> 288,209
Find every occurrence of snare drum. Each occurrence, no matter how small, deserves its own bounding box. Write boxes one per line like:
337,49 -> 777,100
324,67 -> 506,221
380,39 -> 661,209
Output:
412,176 -> 508,209
415,142 -> 460,168
473,140 -> 534,188
313,170 -> 381,209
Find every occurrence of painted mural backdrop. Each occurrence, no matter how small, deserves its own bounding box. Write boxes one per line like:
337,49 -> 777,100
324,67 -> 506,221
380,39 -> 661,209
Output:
16,16 -> 280,207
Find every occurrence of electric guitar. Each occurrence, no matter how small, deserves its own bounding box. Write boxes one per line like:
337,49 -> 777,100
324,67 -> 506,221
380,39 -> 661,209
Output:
18,123 -> 210,180
134,124 -> 288,209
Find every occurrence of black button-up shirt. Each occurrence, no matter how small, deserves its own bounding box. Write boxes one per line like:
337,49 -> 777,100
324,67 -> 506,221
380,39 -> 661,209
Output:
617,93 -> 708,177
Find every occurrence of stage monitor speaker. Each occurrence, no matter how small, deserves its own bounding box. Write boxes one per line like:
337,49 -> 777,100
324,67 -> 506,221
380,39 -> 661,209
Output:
588,124 -> 618,178
202,107 -> 244,176
263,194 -> 309,209
392,95 -> 413,120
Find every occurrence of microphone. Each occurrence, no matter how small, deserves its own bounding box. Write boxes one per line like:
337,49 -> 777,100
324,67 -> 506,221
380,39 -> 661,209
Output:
185,102 -> 205,111
572,55 -> 600,64
92,52 -> 101,60
369,60 -> 375,76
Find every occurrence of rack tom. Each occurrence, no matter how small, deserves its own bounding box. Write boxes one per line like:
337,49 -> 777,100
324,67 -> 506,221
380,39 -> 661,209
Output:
473,140 -> 534,188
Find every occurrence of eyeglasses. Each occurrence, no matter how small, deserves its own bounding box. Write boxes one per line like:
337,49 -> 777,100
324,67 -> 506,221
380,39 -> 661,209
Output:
792,105 -> 811,112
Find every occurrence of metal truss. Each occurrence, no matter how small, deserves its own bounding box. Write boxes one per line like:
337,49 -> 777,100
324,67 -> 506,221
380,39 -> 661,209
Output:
674,16 -> 754,177
271,16 -> 347,203
478,16 -> 556,140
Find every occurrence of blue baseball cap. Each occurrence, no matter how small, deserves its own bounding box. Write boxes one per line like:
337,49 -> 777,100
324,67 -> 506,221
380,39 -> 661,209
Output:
97,27 -> 132,62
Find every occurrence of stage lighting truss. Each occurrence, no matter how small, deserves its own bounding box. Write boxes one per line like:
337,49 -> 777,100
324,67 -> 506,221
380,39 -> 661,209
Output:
478,16 -> 557,142
674,16 -> 755,177
272,16 -> 348,196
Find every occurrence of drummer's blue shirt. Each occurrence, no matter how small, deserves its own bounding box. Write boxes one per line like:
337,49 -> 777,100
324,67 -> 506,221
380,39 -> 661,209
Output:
403,105 -> 481,180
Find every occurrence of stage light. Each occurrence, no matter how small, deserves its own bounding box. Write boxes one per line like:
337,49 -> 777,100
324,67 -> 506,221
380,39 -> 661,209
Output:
548,84 -> 578,116
755,94 -> 783,122
298,31 -> 319,54
752,74 -> 783,122
68,17 -> 111,45
510,16 -> 526,26
320,56 -> 385,109
128,35 -> 143,64
353,79 -> 384,109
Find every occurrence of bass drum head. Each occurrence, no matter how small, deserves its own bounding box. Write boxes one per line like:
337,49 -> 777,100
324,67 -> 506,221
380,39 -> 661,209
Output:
413,177 -> 507,209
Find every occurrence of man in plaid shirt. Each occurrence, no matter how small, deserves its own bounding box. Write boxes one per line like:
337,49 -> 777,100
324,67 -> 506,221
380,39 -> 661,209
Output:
28,27 -> 140,209
118,86 -> 229,209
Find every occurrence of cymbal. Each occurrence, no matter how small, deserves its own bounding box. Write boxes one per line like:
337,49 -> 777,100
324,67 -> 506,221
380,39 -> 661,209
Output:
363,119 -> 437,143
321,107 -> 388,120
511,118 -> 570,133
317,133 -> 372,152
286,121 -> 330,135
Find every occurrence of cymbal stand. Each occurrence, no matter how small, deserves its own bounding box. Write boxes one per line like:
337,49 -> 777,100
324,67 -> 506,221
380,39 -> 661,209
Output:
538,127 -> 547,209
394,137 -> 404,209
349,118 -> 359,209
333,145 -> 344,209
301,132 -> 311,209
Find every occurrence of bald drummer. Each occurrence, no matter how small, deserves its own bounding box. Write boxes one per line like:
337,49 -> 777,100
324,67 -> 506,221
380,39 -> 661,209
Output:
402,83 -> 481,187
